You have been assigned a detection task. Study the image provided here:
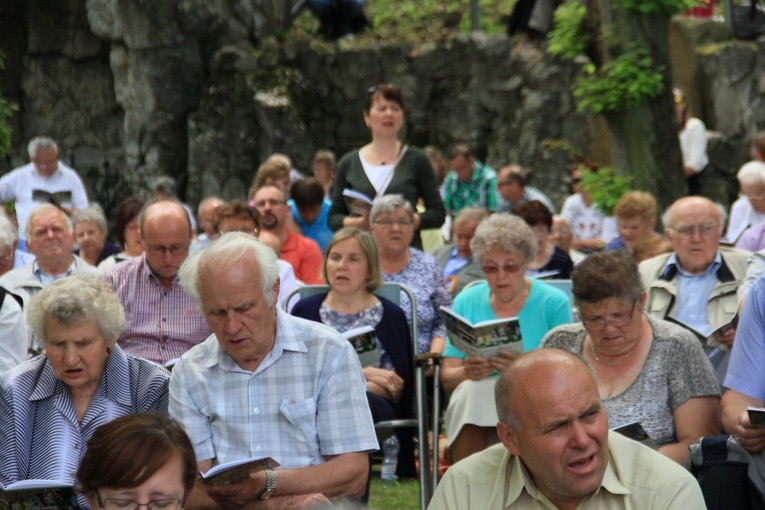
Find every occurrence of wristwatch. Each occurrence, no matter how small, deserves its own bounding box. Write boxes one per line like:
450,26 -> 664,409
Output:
259,469 -> 276,500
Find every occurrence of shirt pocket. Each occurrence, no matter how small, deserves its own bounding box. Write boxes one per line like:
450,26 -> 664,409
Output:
279,397 -> 318,446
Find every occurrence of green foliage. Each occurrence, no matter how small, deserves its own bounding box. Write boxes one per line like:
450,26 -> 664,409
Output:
0,52 -> 16,160
290,0 -> 516,43
573,47 -> 664,114
621,0 -> 701,15
580,165 -> 633,216
548,1 -> 589,60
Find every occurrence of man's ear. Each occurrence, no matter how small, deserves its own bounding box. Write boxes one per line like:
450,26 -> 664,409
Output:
497,421 -> 521,457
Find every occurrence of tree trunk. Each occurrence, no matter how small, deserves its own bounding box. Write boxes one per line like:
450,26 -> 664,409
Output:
586,0 -> 687,210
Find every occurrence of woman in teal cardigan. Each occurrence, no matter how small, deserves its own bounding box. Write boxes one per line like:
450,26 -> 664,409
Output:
328,83 -> 445,249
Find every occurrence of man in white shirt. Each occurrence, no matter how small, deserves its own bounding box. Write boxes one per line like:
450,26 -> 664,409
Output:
0,137 -> 89,246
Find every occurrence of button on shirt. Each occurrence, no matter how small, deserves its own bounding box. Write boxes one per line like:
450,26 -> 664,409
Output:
664,252 -> 722,337
169,309 -> 378,469
103,255 -> 211,365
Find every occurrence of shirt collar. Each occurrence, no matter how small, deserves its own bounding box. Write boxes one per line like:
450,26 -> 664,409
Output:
140,253 -> 179,287
505,438 -> 630,507
660,251 -> 723,280
34,259 -> 76,282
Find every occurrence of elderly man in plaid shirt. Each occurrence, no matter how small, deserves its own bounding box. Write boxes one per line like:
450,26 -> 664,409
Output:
170,232 -> 377,508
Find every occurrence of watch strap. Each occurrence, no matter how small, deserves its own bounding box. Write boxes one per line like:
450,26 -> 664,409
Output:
259,469 -> 276,500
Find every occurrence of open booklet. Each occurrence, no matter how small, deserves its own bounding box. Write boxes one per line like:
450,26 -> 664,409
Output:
440,307 -> 522,358
342,189 -> 375,216
0,479 -> 78,509
201,457 -> 280,486
664,315 -> 738,348
343,325 -> 379,368
611,421 -> 658,450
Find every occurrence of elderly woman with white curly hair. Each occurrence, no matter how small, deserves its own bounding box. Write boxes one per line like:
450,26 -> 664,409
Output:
72,207 -> 121,267
440,214 -> 572,463
0,274 -> 169,489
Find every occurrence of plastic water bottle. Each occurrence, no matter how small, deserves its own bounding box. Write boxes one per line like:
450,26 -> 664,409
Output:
381,434 -> 399,486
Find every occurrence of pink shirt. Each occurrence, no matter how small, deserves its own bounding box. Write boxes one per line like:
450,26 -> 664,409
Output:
103,255 -> 211,365
280,230 -> 323,284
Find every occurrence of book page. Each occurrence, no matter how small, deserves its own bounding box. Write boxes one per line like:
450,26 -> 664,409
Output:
202,457 -> 279,486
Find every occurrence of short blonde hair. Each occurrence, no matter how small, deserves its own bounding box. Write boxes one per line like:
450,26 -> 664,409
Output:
614,191 -> 657,222
322,228 -> 382,293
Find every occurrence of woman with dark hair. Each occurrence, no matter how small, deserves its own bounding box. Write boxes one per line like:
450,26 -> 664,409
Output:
515,199 -> 573,278
328,83 -> 445,249
98,197 -> 146,272
77,414 -> 196,510
542,250 -> 720,464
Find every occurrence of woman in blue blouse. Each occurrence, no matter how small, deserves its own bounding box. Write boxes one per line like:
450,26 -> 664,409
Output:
0,274 -> 169,490
291,228 -> 415,478
369,195 -> 453,355
440,214 -> 572,463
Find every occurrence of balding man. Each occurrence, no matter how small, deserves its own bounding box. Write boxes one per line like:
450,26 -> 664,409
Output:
0,137 -> 89,245
103,199 -> 210,365
429,349 -> 705,509
639,196 -> 749,382
195,196 -> 224,249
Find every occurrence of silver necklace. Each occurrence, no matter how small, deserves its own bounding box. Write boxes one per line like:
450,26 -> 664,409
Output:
590,342 -> 638,367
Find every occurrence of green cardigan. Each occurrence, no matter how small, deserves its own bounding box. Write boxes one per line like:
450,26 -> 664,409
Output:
328,146 -> 446,249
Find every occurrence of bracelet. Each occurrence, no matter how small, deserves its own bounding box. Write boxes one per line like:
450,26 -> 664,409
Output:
258,469 -> 277,500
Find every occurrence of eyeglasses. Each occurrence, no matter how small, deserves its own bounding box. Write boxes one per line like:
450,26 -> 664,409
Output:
95,491 -> 184,510
571,178 -> 582,184
145,244 -> 189,256
481,262 -> 522,275
669,224 -> 720,239
253,199 -> 285,208
582,302 -> 636,331
743,193 -> 765,201
374,218 -> 414,227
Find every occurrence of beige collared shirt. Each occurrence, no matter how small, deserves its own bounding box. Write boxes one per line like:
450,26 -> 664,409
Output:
428,431 -> 705,509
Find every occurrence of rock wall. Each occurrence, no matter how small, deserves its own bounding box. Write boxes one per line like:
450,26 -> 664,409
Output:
0,3 -> 762,218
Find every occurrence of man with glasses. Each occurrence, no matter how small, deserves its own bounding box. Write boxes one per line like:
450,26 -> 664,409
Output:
0,203 -> 98,353
252,185 -> 323,284
639,196 -> 749,382
0,136 -> 89,248
103,199 -> 210,365
495,164 -> 556,215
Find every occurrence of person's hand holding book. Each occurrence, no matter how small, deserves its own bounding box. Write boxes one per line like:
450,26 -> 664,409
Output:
463,356 -> 492,381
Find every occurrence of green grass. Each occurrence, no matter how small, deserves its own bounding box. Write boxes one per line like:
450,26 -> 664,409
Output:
288,0 -> 518,44
368,476 -> 420,510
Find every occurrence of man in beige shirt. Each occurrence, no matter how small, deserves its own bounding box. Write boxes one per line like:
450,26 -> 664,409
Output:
429,349 -> 705,510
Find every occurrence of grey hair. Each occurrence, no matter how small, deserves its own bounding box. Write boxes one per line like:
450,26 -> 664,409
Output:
661,196 -> 726,231
369,195 -> 414,224
197,196 -> 224,217
737,161 -> 765,187
0,213 -> 18,250
27,136 -> 58,158
178,232 -> 279,307
152,176 -> 177,197
71,207 -> 107,235
26,203 -> 73,240
27,274 -> 126,344
453,207 -> 487,227
470,213 -> 537,266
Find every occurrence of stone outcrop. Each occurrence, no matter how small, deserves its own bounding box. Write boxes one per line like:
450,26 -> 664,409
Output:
0,3 -> 763,218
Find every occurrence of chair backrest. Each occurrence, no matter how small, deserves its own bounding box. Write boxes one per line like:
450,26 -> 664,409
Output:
544,279 -> 573,304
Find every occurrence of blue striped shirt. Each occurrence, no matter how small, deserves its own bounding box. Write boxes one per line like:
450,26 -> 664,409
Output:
0,345 -> 169,486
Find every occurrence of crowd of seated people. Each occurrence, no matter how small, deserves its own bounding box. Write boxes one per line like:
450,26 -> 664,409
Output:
5,100 -> 765,509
